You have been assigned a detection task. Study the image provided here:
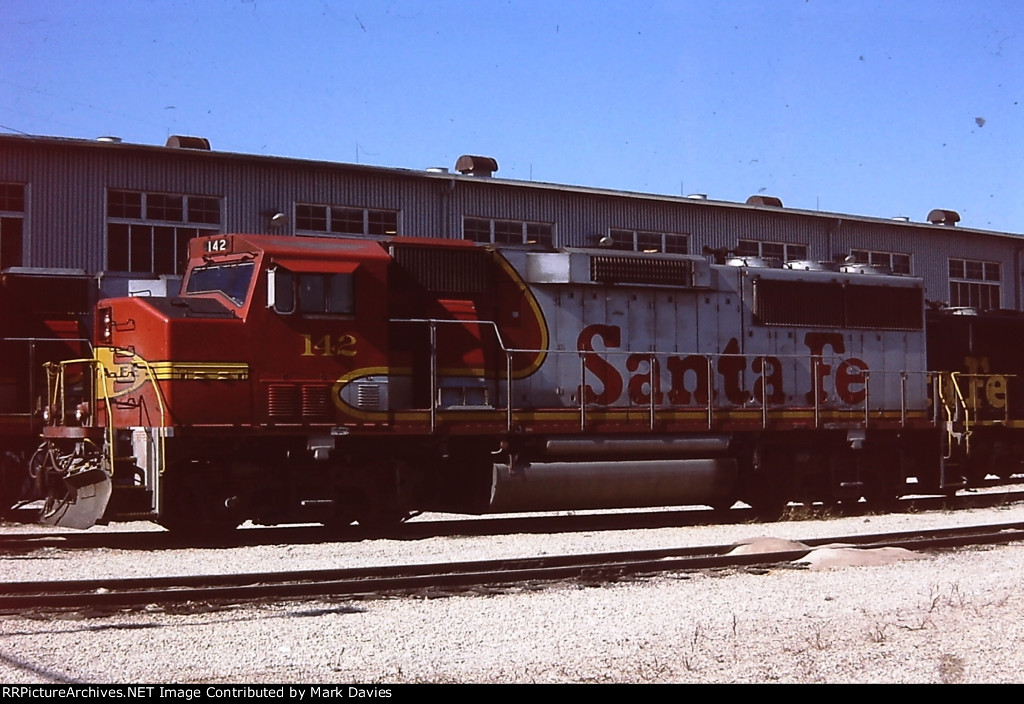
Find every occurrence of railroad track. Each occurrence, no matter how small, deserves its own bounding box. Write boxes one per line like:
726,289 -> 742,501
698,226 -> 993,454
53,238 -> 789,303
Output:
3,485 -> 1023,554
4,521 -> 1024,613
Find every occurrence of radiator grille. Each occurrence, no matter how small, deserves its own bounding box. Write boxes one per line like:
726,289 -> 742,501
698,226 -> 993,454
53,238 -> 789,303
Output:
753,278 -> 924,330
391,245 -> 490,294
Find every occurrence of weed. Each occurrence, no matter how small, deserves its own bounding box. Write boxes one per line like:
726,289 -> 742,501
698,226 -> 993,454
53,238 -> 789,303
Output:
806,624 -> 832,651
867,621 -> 888,643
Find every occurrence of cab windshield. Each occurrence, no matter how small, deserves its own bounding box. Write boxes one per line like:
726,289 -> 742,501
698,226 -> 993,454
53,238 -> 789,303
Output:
185,261 -> 256,306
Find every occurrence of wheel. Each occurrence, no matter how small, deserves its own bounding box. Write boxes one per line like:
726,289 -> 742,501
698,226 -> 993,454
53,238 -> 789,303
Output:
746,445 -> 792,522
158,460 -> 243,537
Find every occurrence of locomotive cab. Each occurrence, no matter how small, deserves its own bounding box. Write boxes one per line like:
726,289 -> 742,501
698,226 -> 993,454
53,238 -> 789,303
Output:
33,234 -> 394,529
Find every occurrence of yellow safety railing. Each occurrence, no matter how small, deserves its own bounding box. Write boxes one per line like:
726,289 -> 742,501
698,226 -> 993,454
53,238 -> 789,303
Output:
935,371 -> 971,459
44,349 -> 170,492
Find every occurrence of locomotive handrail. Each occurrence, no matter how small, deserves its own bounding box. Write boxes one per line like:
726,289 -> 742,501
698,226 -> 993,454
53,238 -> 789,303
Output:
43,350 -> 170,513
948,372 -> 972,455
117,353 -> 170,509
812,358 -> 820,429
429,321 -> 437,434
864,370 -> 870,428
43,357 -> 117,490
44,356 -> 98,425
901,372 -> 908,427
3,336 -> 93,343
934,371 -> 971,460
944,372 -> 1015,423
389,316 -> 928,433
579,353 -> 586,432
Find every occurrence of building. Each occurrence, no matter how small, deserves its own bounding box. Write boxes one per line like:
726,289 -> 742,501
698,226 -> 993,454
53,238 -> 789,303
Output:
1,132 -> 1021,309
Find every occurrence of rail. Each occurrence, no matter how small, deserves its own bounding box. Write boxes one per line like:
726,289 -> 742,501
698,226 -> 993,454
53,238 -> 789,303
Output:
7,520 -> 1024,610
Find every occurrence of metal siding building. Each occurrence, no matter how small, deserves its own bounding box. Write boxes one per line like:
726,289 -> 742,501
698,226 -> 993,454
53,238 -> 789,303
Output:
2,133 -> 1022,310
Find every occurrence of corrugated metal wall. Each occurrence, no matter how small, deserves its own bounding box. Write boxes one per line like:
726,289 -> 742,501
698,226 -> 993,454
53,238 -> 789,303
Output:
2,135 -> 1022,310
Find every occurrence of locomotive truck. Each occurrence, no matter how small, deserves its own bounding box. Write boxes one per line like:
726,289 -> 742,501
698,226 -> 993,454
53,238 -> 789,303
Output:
14,233 -> 988,531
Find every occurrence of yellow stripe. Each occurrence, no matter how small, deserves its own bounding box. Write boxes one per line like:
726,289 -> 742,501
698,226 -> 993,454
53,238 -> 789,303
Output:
148,361 -> 250,381
337,404 -> 929,424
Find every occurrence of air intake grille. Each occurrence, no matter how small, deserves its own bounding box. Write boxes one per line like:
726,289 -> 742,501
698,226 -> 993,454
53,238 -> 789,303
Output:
267,384 -> 299,418
590,255 -> 693,287
301,385 -> 330,418
356,383 -> 382,410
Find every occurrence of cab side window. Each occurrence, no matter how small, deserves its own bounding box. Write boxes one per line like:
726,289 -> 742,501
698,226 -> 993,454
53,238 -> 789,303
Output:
273,269 -> 295,313
272,269 -> 354,316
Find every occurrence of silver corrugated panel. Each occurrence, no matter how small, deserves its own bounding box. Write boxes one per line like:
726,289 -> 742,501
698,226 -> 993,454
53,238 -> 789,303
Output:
5,135 -> 1024,310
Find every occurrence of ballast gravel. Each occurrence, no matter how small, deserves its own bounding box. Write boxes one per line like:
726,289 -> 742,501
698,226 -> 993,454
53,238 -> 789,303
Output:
3,497 -> 1024,684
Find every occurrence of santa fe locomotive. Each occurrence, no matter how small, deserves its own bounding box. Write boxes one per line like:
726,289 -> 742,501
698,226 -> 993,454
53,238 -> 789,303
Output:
11,232 -> 1014,531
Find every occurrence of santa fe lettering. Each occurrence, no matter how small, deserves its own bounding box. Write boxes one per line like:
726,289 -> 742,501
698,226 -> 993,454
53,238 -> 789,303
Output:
576,325 -> 868,406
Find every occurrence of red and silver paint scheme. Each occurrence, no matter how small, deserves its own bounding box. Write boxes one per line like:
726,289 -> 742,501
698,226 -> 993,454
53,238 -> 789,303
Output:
35,234 -> 937,531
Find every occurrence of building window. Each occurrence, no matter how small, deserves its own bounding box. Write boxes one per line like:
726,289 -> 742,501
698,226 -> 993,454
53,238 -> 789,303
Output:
107,190 -> 222,274
0,183 -> 25,212
949,258 -> 1000,309
0,182 -> 25,270
851,250 -> 912,274
187,197 -> 221,225
608,229 -> 688,254
463,217 -> 554,247
737,239 -> 807,262
295,203 -> 399,236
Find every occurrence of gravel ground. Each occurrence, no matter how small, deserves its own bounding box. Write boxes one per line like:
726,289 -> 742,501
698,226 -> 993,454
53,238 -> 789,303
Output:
3,497 -> 1024,684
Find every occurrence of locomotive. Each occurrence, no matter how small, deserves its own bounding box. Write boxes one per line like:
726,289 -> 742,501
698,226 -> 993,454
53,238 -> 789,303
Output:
0,269 -> 93,513
926,307 -> 1024,484
9,233 -> 1007,531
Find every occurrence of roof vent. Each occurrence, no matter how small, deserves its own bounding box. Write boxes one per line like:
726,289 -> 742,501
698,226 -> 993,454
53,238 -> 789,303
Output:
840,263 -> 885,275
166,135 -> 211,150
927,209 -> 960,226
746,195 -> 784,207
726,256 -> 778,268
455,155 -> 498,177
784,260 -> 838,272
686,193 -> 708,200
96,135 -> 122,143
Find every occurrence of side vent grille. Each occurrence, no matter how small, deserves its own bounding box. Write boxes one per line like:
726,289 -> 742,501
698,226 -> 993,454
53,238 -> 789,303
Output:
356,383 -> 382,410
267,384 -> 299,418
268,384 -> 331,419
591,255 -> 693,287
301,385 -> 330,418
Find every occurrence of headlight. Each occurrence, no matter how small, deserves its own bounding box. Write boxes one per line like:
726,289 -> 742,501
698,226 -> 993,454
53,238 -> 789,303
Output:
100,307 -> 113,342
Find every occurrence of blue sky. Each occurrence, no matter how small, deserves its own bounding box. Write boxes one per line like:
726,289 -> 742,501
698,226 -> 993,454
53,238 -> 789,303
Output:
3,0 -> 1024,232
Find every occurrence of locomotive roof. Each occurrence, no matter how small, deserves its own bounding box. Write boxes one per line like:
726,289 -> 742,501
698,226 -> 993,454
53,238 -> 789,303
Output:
213,233 -> 392,262
5,133 -> 1021,244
